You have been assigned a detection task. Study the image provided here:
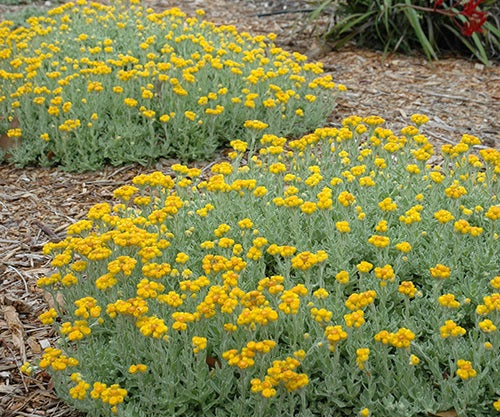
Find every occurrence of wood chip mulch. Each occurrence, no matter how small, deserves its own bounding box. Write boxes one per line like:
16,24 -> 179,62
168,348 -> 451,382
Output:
0,0 -> 498,416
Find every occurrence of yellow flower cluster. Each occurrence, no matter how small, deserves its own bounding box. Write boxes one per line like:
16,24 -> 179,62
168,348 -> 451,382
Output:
223,340 -> 276,369
345,290 -> 377,310
374,264 -> 395,286
39,347 -> 78,371
456,359 -> 477,380
243,120 -> 269,130
440,320 -> 467,338
129,364 -> 147,374
310,307 -> 333,323
69,373 -> 90,400
429,264 -> 451,279
291,250 -> 328,270
61,320 -> 91,341
106,298 -> 149,319
438,293 -> 461,308
344,310 -> 365,328
91,381 -> 128,413
374,328 -> 415,348
192,336 -> 208,354
278,290 -> 302,315
20,362 -> 33,376
356,348 -> 370,369
251,356 -> 308,397
136,315 -> 169,339
476,293 -> 500,315
398,281 -> 418,298
324,325 -> 348,351
74,297 -> 101,319
39,308 -> 58,324
478,319 -> 496,333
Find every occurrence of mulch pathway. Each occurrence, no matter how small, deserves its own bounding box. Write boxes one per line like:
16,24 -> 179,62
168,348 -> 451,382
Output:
0,0 -> 498,415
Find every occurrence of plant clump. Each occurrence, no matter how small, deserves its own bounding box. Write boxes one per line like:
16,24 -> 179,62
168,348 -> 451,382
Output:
32,114 -> 500,416
0,0 -> 343,171
307,0 -> 499,65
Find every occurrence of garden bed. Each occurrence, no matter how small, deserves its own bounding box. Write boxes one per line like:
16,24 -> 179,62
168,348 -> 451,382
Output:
0,1 -> 498,416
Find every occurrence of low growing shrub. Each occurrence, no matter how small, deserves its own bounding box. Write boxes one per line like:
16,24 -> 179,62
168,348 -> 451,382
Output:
0,0 -> 343,171
31,115 -> 500,416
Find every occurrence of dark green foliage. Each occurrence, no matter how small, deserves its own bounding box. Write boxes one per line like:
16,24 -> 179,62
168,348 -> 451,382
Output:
308,0 -> 499,65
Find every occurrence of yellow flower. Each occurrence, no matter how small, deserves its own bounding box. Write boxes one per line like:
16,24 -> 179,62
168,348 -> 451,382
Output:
175,252 -> 190,264
478,319 -> 497,333
440,320 -> 466,338
410,114 -> 429,125
409,354 -> 420,365
398,281 -> 417,298
395,241 -> 412,253
311,307 -> 333,323
430,264 -> 450,279
344,310 -> 365,328
129,364 -> 147,373
374,264 -> 395,285
374,328 -> 415,348
124,98 -> 138,107
7,128 -> 22,138
192,336 -> 208,353
244,120 -> 268,130
184,111 -> 196,121
338,191 -> 356,206
356,261 -> 373,274
39,308 -> 58,324
324,325 -> 348,350
438,294 -> 460,308
70,380 -> 90,400
456,359 -> 476,380
300,201 -> 317,214
454,219 -> 471,234
368,235 -> 390,248
230,140 -> 248,153
491,276 -> 500,289
375,220 -> 388,232
335,221 -> 350,233
434,209 -> 454,223
356,348 -> 370,369
485,205 -> 500,221
20,362 -> 33,376
406,164 -> 420,174
445,181 -> 467,199
237,218 -> 253,229
333,270 -> 349,284
494,398 -> 500,411
430,171 -> 445,183
359,408 -> 370,417
378,197 -> 397,211
313,288 -> 329,298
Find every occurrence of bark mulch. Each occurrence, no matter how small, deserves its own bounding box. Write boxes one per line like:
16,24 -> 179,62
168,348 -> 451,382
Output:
0,0 -> 498,416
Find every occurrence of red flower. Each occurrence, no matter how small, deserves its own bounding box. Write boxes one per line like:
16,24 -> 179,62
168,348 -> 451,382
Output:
461,0 -> 484,18
434,0 -> 488,37
461,14 -> 488,36
460,0 -> 488,36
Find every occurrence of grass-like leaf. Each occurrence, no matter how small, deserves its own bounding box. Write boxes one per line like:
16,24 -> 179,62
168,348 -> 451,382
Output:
402,0 -> 438,60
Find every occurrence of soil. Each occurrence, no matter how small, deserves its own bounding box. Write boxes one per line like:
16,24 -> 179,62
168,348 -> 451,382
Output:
0,1 -> 499,416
